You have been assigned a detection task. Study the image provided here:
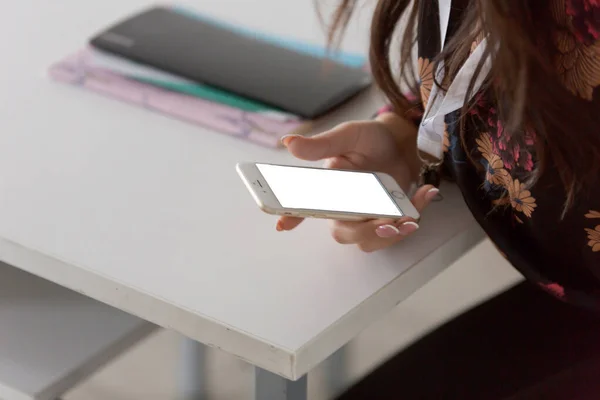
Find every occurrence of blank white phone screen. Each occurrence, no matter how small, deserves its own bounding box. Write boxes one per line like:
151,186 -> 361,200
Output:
256,164 -> 402,216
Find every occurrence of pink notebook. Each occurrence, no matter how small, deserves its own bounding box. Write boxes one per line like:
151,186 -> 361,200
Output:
48,49 -> 311,148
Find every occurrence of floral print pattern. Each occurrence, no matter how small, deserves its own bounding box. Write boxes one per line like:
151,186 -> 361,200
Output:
468,94 -> 536,174
475,132 -> 536,219
552,0 -> 600,100
476,133 -> 510,186
586,211 -> 600,252
506,178 -> 537,218
539,282 -> 566,299
565,0 -> 600,45
418,57 -> 434,109
415,0 -> 600,309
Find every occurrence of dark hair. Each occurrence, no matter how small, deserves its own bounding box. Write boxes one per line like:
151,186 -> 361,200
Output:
328,0 -> 600,210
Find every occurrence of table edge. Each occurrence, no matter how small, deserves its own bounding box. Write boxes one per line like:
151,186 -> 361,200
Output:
292,222 -> 485,379
0,221 -> 484,380
0,236 -> 298,378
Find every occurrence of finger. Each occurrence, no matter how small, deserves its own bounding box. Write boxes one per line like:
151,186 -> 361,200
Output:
330,218 -> 389,244
374,219 -> 420,238
367,186 -> 440,241
357,238 -> 399,253
330,186 -> 440,251
362,185 -> 440,244
357,219 -> 421,252
281,122 -> 364,161
322,156 -> 355,170
277,216 -> 304,231
411,185 -> 440,212
330,217 -> 419,244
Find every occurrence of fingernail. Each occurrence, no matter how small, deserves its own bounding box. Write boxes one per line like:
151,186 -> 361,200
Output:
397,221 -> 419,235
276,221 -> 284,232
280,134 -> 300,147
376,221 -> 420,238
398,221 -> 419,235
376,224 -> 400,238
425,187 -> 440,202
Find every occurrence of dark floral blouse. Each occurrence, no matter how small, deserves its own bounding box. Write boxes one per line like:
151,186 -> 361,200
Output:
413,0 -> 600,308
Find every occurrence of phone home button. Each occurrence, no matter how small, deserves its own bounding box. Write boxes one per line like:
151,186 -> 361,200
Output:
391,190 -> 405,200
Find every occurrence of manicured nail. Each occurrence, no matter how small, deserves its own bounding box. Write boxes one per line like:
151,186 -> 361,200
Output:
280,134 -> 300,147
376,224 -> 400,238
376,221 -> 419,238
425,187 -> 440,202
397,221 -> 419,235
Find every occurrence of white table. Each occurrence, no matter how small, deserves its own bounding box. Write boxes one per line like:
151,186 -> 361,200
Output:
0,262 -> 157,400
0,0 -> 484,398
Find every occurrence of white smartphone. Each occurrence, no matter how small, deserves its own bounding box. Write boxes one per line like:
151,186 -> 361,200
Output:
236,162 -> 420,221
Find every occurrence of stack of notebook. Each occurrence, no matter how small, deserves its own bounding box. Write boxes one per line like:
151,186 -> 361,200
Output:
48,5 -> 367,148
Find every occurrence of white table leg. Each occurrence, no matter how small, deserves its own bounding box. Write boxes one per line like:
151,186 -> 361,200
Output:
324,346 -> 349,396
178,337 -> 208,399
255,368 -> 308,400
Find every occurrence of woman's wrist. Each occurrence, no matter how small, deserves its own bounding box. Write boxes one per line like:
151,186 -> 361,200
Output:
375,112 -> 423,183
375,111 -> 419,145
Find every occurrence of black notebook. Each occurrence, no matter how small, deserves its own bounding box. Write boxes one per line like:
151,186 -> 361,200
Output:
90,7 -> 372,119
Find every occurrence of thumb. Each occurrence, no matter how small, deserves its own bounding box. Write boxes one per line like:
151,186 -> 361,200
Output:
411,185 -> 441,213
281,122 -> 363,161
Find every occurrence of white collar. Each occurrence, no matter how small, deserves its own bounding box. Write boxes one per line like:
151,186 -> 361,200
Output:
416,0 -> 492,162
439,0 -> 452,47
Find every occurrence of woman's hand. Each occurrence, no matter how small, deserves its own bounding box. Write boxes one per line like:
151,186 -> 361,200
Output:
277,114 -> 440,252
